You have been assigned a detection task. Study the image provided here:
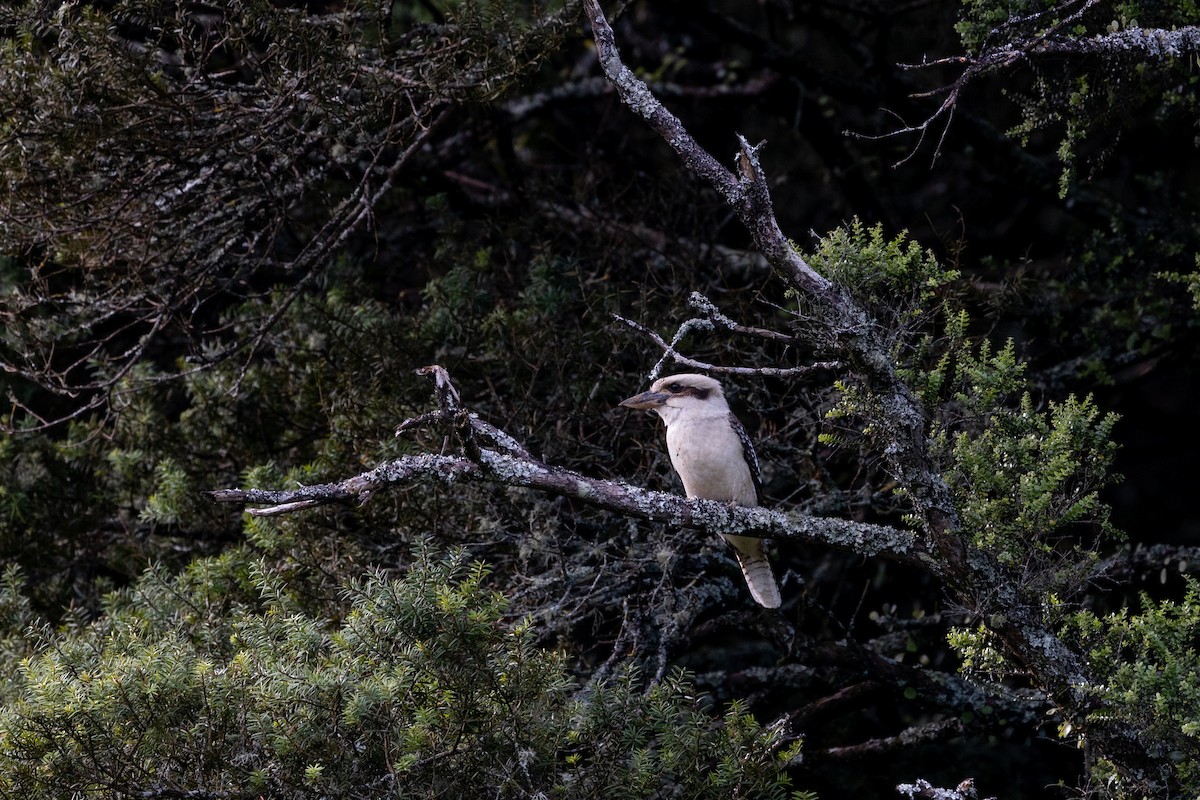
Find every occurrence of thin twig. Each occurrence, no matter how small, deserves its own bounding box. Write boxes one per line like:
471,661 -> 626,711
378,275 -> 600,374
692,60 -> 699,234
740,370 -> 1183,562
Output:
612,314 -> 838,378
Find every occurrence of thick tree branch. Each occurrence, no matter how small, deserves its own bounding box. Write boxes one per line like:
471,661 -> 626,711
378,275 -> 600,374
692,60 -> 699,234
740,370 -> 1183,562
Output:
207,436 -> 935,570
206,368 -> 932,566
581,0 -> 829,298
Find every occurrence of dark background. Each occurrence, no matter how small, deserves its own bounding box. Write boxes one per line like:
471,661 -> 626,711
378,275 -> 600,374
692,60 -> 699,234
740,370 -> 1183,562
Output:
2,0 -> 1198,796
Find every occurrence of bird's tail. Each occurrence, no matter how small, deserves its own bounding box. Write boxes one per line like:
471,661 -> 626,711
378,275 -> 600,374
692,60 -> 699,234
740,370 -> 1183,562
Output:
723,534 -> 781,608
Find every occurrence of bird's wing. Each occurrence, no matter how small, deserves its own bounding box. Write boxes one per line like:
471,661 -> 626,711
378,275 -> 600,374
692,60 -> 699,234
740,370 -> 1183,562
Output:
727,411 -> 761,502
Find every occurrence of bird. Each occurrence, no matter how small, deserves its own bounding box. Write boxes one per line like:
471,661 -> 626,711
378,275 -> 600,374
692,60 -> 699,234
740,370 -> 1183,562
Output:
619,373 -> 781,608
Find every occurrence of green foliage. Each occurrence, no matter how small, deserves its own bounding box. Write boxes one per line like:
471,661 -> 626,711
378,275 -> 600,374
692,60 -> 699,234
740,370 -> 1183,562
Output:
945,624 -> 1011,681
0,567 -> 38,700
1021,217 -> 1199,391
812,222 -> 962,452
1159,254 -> 1200,311
0,282 -> 409,603
817,227 -> 1120,587
1065,578 -> 1200,795
833,313 -> 1120,582
140,458 -> 193,526
0,418 -> 128,612
955,0 -> 1049,52
561,673 -> 808,800
420,247 -> 587,347
955,1 -> 1200,192
0,547 -> 809,799
804,219 -> 960,344
940,390 -> 1119,567
897,310 -> 1027,414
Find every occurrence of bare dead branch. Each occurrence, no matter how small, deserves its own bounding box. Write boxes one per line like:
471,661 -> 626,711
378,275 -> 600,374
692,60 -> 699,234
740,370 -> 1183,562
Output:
415,364 -> 462,413
685,291 -> 802,343
611,314 -> 838,379
815,717 -> 964,761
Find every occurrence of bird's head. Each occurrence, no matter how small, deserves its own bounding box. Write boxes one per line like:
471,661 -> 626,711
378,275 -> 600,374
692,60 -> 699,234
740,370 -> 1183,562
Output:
619,373 -> 727,421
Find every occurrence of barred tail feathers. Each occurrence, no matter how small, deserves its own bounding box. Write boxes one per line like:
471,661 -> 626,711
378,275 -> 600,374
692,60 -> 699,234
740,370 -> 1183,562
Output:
722,534 -> 781,609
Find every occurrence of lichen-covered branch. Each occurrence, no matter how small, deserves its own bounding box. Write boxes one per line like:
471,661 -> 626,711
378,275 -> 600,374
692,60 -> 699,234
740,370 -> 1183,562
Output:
897,777 -> 994,800
581,0 -> 828,299
817,717 -> 963,761
988,24 -> 1200,59
206,420 -> 935,571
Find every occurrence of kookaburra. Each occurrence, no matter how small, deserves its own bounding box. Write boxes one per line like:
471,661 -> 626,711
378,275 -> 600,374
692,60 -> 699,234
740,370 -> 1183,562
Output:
620,373 -> 781,608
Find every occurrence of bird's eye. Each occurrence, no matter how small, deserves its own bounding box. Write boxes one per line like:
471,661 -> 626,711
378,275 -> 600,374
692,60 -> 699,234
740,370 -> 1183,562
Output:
668,383 -> 682,393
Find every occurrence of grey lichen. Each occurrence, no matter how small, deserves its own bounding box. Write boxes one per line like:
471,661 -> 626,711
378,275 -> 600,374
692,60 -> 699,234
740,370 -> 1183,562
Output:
471,415 -> 525,455
479,449 -> 547,484
897,777 -> 984,800
1089,26 -> 1200,59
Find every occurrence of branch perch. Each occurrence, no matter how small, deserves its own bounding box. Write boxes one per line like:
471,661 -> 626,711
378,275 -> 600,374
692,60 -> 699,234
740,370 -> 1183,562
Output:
206,366 -> 935,569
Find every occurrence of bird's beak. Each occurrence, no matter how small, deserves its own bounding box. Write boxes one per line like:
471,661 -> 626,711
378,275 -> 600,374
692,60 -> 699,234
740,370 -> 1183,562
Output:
619,390 -> 669,410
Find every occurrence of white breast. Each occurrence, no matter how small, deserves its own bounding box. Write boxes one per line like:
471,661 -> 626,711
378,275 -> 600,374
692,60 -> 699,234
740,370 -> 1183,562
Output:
664,415 -> 757,506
